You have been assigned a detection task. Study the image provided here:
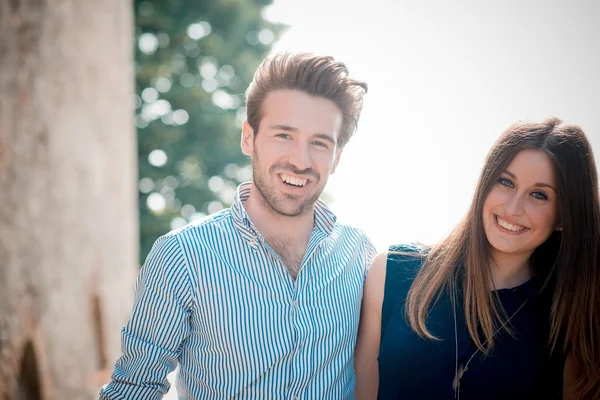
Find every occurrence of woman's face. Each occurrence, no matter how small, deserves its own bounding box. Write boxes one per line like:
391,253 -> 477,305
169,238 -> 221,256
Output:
482,149 -> 560,261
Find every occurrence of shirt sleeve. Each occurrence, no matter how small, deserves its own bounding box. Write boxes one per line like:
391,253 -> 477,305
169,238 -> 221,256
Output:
361,231 -> 378,279
99,233 -> 194,400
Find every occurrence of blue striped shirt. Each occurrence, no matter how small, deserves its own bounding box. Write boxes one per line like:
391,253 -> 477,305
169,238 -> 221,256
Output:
100,182 -> 376,399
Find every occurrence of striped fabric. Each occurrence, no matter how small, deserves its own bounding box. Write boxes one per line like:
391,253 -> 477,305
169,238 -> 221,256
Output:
100,182 -> 376,400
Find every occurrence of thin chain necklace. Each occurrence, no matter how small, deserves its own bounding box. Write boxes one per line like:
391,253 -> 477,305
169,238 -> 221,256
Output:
452,291 -> 528,400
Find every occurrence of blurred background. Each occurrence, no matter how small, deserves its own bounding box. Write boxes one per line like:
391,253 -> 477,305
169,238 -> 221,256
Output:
0,0 -> 598,398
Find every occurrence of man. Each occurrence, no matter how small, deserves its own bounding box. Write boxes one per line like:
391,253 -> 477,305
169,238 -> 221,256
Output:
100,52 -> 376,399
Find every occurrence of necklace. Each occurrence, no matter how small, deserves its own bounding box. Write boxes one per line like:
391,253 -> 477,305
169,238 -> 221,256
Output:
452,291 -> 528,400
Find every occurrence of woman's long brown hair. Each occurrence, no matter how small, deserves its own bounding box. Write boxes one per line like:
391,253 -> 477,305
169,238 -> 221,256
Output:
405,117 -> 600,399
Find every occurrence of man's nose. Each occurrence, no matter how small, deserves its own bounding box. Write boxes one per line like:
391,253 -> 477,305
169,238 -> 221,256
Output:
288,142 -> 312,171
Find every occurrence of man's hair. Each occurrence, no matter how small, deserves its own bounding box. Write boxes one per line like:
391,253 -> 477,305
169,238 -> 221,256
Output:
245,52 -> 368,147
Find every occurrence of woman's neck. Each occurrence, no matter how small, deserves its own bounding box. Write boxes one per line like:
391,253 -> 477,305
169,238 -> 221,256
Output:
488,250 -> 534,290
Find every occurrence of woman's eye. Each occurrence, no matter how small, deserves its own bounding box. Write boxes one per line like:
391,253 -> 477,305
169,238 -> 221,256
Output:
498,178 -> 514,188
531,191 -> 548,200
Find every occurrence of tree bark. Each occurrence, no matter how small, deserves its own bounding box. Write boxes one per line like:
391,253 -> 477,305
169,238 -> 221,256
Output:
0,1 -> 137,398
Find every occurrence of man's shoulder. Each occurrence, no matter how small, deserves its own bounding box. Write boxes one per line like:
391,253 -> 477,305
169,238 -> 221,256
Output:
330,223 -> 377,261
145,208 -> 237,272
331,222 -> 370,240
166,208 -> 234,239
149,208 -> 236,257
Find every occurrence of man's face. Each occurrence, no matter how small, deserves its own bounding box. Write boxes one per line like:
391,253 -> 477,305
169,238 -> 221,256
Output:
241,89 -> 343,217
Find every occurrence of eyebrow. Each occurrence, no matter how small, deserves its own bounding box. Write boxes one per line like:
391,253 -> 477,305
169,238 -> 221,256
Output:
268,124 -> 337,145
314,133 -> 337,145
503,170 -> 557,192
269,124 -> 298,132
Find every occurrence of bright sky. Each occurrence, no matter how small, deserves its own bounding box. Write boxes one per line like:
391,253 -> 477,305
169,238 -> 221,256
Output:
263,0 -> 600,252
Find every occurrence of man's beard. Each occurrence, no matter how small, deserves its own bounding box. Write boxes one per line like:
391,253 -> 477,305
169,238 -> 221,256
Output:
252,150 -> 325,217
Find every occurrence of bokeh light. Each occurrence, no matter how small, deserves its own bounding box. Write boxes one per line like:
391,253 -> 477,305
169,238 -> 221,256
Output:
148,150 -> 168,167
147,193 -> 166,214
138,33 -> 158,54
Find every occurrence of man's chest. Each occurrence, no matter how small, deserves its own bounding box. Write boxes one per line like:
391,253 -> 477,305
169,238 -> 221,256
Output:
187,254 -> 366,368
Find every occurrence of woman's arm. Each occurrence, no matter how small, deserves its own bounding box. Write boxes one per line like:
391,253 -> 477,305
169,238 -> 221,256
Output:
355,252 -> 388,400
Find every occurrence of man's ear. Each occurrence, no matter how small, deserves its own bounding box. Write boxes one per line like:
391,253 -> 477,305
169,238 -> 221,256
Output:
330,146 -> 344,174
241,121 -> 254,157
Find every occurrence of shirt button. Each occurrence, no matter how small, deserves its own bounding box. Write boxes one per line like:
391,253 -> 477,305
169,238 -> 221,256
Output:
292,301 -> 298,307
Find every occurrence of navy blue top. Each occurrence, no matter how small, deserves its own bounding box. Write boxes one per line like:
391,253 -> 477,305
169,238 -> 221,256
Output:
378,245 -> 565,400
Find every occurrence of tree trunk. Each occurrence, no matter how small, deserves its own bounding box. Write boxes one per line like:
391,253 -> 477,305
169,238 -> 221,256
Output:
0,1 -> 137,398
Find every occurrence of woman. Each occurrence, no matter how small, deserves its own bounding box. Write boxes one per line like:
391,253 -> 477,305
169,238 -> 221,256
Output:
355,118 -> 600,399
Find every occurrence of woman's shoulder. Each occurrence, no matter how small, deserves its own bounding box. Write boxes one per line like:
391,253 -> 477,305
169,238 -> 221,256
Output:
376,244 -> 428,336
388,243 -> 424,254
367,243 -> 425,282
386,243 -> 428,278
365,243 -> 428,306
364,244 -> 427,304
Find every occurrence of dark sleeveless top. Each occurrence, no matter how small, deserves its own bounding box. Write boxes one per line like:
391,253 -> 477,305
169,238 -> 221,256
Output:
378,244 -> 565,400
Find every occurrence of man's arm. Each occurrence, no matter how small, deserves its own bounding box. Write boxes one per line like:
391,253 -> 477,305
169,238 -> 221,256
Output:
100,234 -> 194,400
354,252 -> 387,399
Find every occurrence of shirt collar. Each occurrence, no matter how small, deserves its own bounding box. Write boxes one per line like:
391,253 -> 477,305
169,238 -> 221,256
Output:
513,275 -> 543,300
231,182 -> 337,236
493,275 -> 542,300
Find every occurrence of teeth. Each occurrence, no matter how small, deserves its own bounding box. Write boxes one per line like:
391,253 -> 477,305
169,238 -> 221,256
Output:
497,216 -> 526,232
281,174 -> 307,187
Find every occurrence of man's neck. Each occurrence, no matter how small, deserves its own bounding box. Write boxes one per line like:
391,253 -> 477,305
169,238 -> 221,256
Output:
488,250 -> 534,290
243,184 -> 315,246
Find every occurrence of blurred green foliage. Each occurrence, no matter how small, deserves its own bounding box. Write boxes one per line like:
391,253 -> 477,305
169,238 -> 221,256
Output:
134,0 -> 282,263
